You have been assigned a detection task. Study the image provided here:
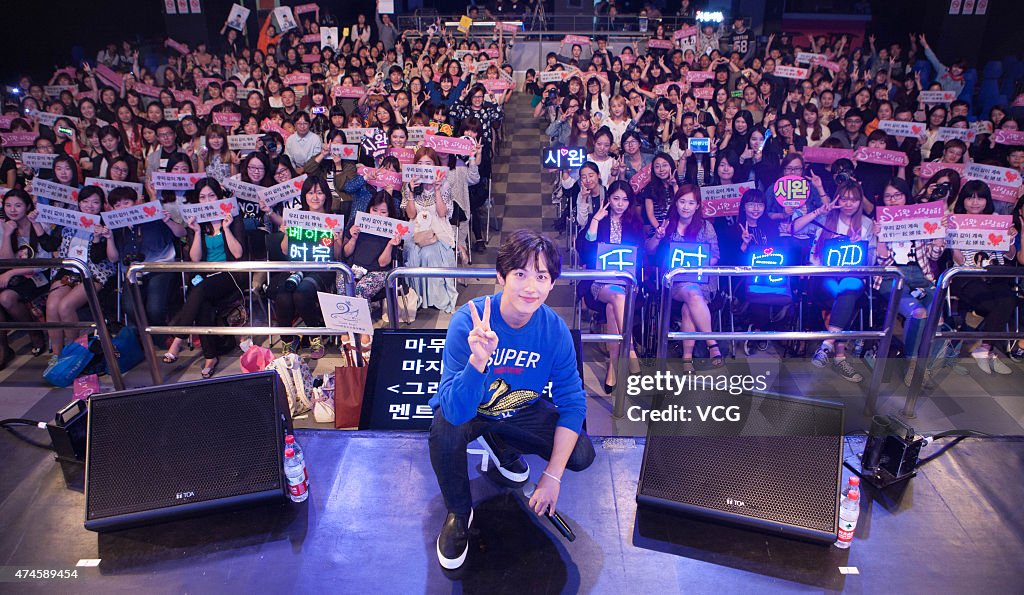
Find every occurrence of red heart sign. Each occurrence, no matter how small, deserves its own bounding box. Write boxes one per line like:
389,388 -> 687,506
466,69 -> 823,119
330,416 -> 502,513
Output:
396,223 -> 410,235
70,190 -> 79,200
1006,171 -> 1019,183
189,176 -> 200,184
739,186 -> 750,195
143,206 -> 157,216
219,202 -> 233,213
923,221 -> 939,234
325,217 -> 339,229
989,233 -> 1004,247
911,125 -> 923,134
762,247 -> 773,255
343,147 -> 354,157
293,180 -> 303,190
79,216 -> 94,228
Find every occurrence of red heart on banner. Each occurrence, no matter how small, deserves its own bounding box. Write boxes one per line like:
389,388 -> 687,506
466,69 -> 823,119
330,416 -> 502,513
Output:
989,233 -> 1004,247
79,216 -> 94,228
189,176 -> 200,184
1006,171 -> 1019,183
343,146 -> 354,157
911,125 -> 923,134
325,217 -> 339,229
923,221 -> 939,234
293,180 -> 303,190
143,206 -> 157,216
763,247 -> 773,255
396,223 -> 410,235
739,186 -> 750,195
70,190 -> 79,200
219,202 -> 233,213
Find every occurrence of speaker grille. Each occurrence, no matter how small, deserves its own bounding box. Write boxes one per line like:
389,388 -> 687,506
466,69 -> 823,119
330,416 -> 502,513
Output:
638,394 -> 843,539
86,373 -> 285,522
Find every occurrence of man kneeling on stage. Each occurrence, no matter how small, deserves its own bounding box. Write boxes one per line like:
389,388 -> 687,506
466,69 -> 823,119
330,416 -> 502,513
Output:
429,229 -> 595,570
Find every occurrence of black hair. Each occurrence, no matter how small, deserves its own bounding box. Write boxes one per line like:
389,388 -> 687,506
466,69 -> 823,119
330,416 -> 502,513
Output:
106,186 -> 139,207
300,175 -> 333,212
496,229 -> 562,282
953,180 -> 995,215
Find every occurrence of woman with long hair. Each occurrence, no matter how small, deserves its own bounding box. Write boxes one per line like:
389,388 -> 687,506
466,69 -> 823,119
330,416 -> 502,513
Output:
948,181 -> 1019,374
649,184 -> 724,369
0,190 -> 50,364
576,180 -> 644,391
872,178 -> 944,386
39,186 -> 118,358
793,181 -> 877,383
162,178 -> 247,377
270,176 -> 337,359
401,147 -> 458,312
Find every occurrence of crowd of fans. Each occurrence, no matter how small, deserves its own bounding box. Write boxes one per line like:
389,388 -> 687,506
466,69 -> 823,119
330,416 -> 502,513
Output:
0,3 -> 1023,390
531,15 -> 1024,390
0,1 -> 510,376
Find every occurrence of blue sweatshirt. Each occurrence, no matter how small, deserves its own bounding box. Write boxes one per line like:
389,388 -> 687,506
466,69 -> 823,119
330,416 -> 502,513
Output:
429,293 -> 587,433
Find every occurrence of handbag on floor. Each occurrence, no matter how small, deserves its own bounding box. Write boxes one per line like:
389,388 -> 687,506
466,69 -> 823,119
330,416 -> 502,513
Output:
267,353 -> 314,417
335,343 -> 368,429
43,336 -> 95,388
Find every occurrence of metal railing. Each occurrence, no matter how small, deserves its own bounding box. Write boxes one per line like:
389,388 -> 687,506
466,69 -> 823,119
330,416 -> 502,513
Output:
658,266 -> 906,414
0,258 -> 124,390
126,261 -> 356,385
400,14 -> 721,34
903,267 -> 1024,417
385,266 -> 636,416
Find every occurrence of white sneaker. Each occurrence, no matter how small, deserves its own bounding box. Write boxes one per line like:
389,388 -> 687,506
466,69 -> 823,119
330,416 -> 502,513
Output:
972,351 -> 992,374
990,354 -> 1012,375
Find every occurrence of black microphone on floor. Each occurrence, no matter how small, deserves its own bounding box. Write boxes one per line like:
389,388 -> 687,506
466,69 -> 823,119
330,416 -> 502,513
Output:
523,483 -> 576,542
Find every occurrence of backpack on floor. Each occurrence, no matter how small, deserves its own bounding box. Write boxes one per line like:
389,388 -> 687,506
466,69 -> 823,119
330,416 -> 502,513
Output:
266,353 -> 314,417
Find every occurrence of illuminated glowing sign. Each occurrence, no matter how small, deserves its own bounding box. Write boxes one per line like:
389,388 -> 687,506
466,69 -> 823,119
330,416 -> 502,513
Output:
596,243 -> 638,275
666,242 -> 711,282
750,246 -> 785,286
823,240 -> 867,267
696,10 -> 724,23
287,227 -> 336,263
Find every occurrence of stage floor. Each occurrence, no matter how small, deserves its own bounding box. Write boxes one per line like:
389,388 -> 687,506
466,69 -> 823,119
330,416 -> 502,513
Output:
2,430 -> 1022,593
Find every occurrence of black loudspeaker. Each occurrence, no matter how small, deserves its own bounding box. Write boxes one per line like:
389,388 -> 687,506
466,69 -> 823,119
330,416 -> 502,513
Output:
85,371 -> 292,532
637,393 -> 844,544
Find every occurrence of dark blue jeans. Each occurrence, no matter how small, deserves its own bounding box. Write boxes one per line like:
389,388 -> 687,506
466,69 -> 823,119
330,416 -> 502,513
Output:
125,272 -> 181,343
429,398 -> 596,516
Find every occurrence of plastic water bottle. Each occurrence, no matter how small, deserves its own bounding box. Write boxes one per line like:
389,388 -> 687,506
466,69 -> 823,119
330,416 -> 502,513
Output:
841,475 -> 860,498
834,489 -> 860,549
284,448 -> 308,503
285,434 -> 308,485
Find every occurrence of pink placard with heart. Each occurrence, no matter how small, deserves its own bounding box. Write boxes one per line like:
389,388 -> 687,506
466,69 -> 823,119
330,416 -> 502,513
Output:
876,202 -> 945,243
946,214 -> 1013,251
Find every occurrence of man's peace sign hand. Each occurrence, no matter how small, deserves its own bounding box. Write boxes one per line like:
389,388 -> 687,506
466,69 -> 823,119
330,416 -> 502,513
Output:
468,297 -> 499,373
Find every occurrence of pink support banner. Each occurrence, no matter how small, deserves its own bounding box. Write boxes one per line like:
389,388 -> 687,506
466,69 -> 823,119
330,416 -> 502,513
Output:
853,147 -> 909,167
